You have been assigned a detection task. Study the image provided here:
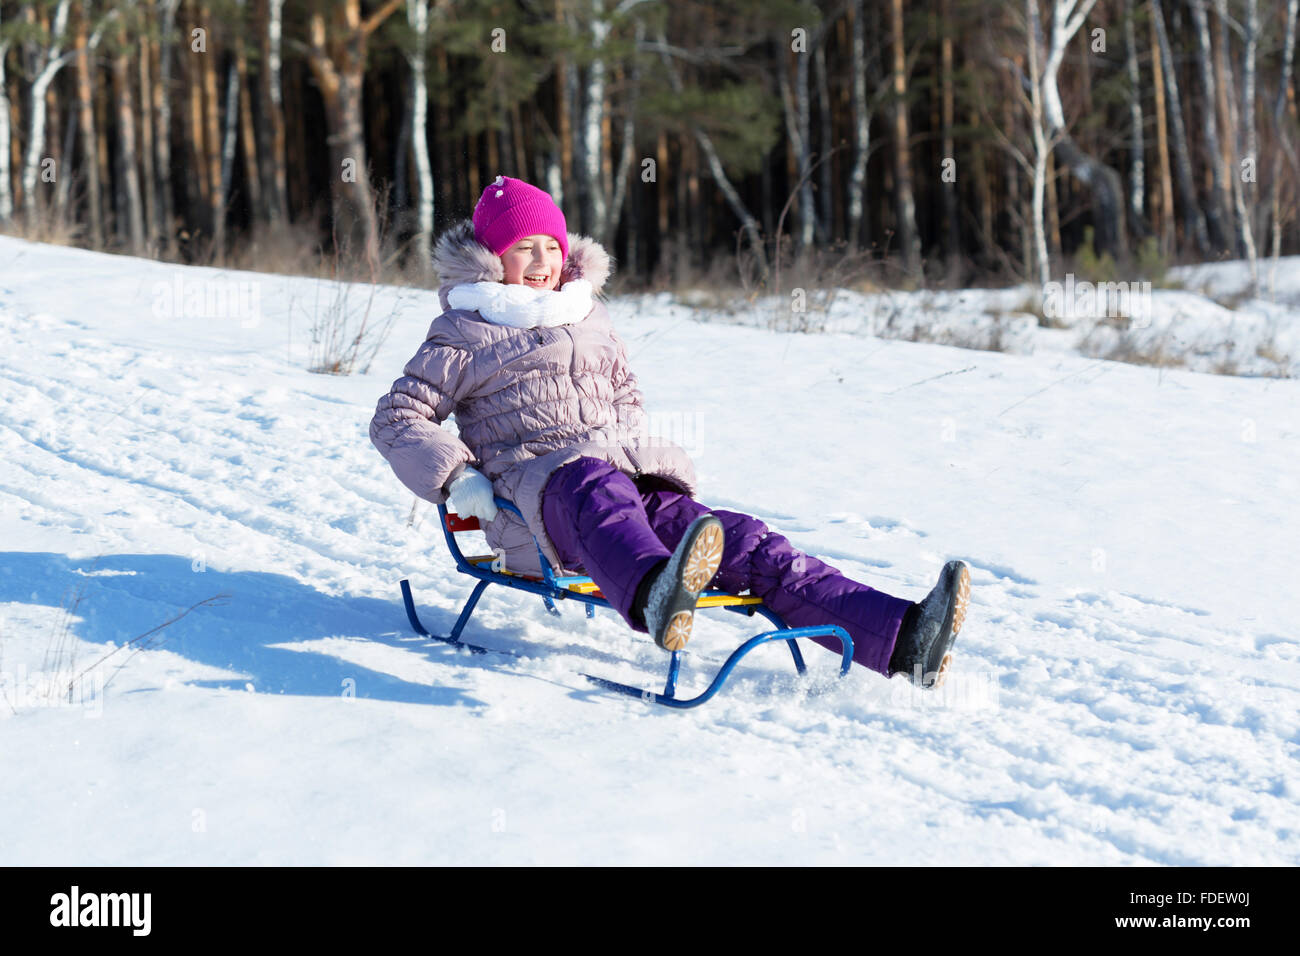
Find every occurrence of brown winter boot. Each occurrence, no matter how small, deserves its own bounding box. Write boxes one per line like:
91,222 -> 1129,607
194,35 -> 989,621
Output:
888,560 -> 971,688
634,515 -> 725,652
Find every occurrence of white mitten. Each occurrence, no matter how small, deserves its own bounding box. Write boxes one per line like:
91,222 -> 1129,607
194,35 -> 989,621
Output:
446,466 -> 498,523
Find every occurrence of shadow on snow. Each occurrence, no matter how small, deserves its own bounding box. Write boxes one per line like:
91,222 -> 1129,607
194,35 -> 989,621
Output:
0,550 -> 517,709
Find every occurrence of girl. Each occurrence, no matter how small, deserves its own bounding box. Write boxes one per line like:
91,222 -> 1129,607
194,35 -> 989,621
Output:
370,176 -> 970,688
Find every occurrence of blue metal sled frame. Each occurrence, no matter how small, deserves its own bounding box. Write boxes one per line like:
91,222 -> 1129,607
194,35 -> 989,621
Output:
398,498 -> 854,709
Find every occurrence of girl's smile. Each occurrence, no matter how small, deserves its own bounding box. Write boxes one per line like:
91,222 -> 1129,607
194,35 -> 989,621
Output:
500,234 -> 564,291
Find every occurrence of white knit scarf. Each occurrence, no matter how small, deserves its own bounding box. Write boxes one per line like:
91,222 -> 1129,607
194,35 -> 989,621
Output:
447,278 -> 595,328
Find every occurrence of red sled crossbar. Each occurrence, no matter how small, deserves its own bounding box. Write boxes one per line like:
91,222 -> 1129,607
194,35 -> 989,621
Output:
398,498 -> 853,708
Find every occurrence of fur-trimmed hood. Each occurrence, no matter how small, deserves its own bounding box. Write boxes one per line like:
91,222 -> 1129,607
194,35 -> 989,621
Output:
432,218 -> 612,313
374,216 -> 695,578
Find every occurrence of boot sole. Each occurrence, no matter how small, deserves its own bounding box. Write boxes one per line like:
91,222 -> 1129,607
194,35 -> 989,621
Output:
682,521 -> 725,592
651,518 -> 725,652
661,611 -> 695,652
931,562 -> 971,688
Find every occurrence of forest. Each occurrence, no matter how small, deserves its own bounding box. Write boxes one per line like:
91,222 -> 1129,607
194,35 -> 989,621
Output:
0,0 -> 1295,294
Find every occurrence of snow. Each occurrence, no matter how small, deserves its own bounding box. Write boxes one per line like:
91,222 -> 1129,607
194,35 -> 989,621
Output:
665,256 -> 1300,377
1,234 -> 1296,865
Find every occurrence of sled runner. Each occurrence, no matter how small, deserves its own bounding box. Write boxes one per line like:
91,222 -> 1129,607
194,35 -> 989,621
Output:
398,498 -> 854,709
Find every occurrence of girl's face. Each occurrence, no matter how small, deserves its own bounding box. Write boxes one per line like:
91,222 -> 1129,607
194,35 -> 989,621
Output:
500,235 -> 564,291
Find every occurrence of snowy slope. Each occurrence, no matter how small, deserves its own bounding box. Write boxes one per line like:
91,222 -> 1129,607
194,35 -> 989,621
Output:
1,235 -> 1296,865
663,255 -> 1300,377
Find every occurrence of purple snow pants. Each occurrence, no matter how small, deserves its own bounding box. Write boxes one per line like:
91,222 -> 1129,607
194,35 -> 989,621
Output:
540,456 -> 913,675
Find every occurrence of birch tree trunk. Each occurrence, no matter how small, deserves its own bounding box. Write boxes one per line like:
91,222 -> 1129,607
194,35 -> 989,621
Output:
219,56 -> 239,234
609,17 -> 644,250
1046,142 -> 1061,256
1228,0 -> 1259,288
814,38 -> 833,245
55,93 -> 76,218
1241,0 -> 1259,181
1123,0 -> 1145,229
405,0 -> 433,274
154,0 -> 179,254
846,0 -> 870,251
258,0 -> 289,222
111,14 -> 145,253
940,0 -> 959,260
1028,0 -> 1051,289
1188,0 -> 1231,252
21,0 -> 72,223
582,0 -> 610,242
887,0 -> 921,274
138,11 -> 158,252
0,9 -> 10,224
1040,0 -> 1126,260
24,0 -> 114,231
1152,0 -> 1210,254
1267,0 -> 1299,294
1207,0 -> 1245,260
796,29 -> 814,250
233,0 -> 261,224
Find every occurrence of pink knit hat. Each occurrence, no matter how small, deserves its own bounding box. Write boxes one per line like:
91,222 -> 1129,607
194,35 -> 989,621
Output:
473,175 -> 570,262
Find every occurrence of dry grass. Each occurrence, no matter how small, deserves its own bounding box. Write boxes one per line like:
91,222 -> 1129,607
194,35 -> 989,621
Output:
225,217 -> 339,281
1210,290 -> 1252,311
40,576 -> 91,705
6,198 -> 422,378
642,235 -> 895,300
1009,291 -> 1061,329
904,313 -> 1017,354
298,273 -> 408,377
66,592 -> 230,700
1254,338 -> 1295,378
0,203 -> 87,249
1077,323 -> 1188,370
